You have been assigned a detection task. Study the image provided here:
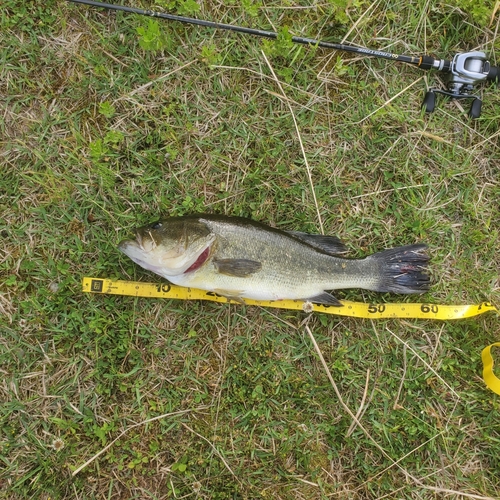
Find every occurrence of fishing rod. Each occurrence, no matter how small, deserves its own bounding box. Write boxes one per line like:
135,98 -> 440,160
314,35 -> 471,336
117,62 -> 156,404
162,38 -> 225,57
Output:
68,0 -> 499,118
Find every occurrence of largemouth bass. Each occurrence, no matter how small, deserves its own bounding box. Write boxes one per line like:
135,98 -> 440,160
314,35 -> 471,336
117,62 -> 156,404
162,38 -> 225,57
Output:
118,214 -> 430,305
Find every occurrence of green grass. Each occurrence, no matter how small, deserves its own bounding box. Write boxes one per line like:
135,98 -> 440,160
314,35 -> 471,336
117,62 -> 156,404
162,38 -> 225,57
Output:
1,0 -> 499,498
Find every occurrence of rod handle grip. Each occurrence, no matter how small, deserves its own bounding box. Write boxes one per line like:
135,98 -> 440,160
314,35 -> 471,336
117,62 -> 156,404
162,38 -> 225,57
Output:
418,55 -> 436,70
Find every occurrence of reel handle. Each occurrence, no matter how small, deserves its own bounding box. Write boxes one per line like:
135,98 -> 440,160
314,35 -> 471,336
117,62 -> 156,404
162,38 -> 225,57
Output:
422,90 -> 483,118
487,65 -> 500,82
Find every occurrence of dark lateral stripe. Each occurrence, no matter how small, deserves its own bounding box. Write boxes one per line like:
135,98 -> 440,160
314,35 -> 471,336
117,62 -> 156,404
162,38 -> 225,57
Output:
184,247 -> 210,273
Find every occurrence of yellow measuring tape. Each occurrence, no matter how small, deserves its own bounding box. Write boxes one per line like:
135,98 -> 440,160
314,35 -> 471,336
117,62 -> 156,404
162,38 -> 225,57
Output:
482,343 -> 500,396
82,277 -> 500,395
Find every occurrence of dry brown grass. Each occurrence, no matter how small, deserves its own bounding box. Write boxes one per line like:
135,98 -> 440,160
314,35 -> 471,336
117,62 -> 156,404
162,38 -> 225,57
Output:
1,0 -> 499,498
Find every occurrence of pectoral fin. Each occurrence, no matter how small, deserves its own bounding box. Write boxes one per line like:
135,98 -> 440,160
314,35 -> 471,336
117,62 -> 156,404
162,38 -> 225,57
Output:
213,258 -> 262,277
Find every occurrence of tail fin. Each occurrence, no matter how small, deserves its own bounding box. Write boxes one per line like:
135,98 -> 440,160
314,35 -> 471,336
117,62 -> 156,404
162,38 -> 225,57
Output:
369,244 -> 430,294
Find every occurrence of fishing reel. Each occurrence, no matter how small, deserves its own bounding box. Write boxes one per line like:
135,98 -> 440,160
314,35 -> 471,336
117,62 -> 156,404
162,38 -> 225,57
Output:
422,51 -> 499,118
68,0 -> 500,120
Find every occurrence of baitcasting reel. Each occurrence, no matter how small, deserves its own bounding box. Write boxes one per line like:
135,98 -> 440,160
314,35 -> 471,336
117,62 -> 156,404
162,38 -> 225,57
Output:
422,51 -> 499,118
68,0 -> 500,120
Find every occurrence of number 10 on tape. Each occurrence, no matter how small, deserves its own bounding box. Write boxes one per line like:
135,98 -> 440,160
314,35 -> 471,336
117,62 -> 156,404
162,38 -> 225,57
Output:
82,277 -> 500,395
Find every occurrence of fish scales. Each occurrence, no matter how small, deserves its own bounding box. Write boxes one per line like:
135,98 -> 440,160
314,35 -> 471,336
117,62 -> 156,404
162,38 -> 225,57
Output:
118,214 -> 430,305
198,218 -> 378,293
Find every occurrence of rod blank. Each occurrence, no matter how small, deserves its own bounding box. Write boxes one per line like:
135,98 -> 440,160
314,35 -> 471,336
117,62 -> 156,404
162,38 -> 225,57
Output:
67,0 -> 429,67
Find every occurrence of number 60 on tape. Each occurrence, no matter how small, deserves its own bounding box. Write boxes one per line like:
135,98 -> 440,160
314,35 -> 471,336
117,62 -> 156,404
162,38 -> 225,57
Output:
82,277 -> 500,395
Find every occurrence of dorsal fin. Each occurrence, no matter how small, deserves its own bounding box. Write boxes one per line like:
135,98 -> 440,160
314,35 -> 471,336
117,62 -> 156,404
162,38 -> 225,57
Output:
286,231 -> 348,255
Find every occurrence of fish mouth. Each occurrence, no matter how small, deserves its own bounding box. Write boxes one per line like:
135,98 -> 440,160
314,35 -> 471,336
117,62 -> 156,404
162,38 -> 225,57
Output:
117,233 -> 147,254
118,231 -> 156,253
135,231 -> 143,249
138,230 -> 158,252
117,238 -> 132,253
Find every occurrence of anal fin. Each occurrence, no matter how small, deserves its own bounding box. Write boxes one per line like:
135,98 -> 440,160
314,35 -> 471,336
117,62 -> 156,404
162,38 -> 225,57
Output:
306,292 -> 343,307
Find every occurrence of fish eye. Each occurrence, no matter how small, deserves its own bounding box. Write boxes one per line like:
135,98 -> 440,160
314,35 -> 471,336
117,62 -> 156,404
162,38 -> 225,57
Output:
151,221 -> 163,230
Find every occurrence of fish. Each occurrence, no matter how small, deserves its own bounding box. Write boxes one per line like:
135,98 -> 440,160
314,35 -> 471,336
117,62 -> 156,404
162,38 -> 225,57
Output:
118,214 -> 430,306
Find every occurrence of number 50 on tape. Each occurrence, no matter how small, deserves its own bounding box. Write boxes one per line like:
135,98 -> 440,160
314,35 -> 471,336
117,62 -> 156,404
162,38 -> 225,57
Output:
82,277 -> 500,395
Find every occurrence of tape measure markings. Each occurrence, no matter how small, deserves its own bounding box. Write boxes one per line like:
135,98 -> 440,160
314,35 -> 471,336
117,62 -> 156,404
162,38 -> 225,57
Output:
82,277 -> 497,320
82,277 -> 500,395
